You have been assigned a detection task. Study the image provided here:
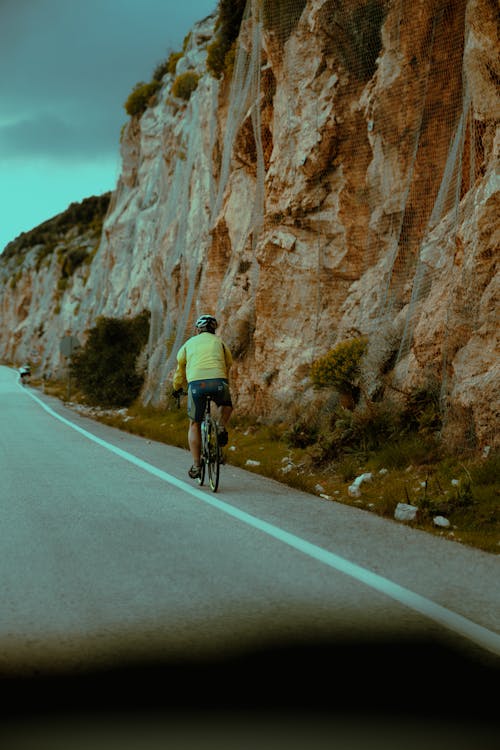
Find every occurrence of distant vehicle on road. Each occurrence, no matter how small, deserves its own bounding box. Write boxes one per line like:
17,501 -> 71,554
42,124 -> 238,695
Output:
19,364 -> 31,385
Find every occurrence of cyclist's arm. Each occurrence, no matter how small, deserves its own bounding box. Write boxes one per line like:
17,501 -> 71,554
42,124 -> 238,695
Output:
173,345 -> 188,391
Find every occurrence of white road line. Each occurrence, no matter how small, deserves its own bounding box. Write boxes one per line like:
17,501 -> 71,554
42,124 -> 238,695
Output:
22,383 -> 500,657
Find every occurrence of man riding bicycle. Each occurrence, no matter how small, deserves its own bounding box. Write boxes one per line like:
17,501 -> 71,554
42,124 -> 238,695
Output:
19,363 -> 31,385
172,314 -> 233,480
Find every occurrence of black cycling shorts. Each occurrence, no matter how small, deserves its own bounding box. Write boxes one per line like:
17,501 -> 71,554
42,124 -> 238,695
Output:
188,379 -> 232,423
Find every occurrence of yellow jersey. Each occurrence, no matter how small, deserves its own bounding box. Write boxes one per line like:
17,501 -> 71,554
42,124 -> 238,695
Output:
173,332 -> 232,390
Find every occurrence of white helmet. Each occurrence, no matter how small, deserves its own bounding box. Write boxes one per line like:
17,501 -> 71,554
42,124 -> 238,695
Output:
195,314 -> 217,332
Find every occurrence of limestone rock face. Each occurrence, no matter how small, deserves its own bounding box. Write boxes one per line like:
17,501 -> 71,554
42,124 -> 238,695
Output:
0,3 -> 498,446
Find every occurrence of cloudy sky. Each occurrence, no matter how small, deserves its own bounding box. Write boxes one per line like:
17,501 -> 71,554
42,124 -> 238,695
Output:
0,0 -> 217,252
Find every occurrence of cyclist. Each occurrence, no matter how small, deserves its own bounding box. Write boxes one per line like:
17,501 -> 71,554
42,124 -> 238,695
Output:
172,314 -> 233,479
19,363 -> 31,385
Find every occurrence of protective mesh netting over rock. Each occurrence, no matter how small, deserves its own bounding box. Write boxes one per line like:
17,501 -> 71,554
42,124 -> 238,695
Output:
204,0 -> 497,441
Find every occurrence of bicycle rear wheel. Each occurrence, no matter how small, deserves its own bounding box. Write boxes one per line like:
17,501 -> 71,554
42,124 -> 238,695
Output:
206,417 -> 220,492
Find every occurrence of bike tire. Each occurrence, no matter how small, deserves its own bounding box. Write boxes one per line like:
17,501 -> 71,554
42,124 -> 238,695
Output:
207,417 -> 220,492
197,420 -> 207,486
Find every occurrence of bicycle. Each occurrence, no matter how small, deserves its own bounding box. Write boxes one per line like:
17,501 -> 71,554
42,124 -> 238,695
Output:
175,390 -> 224,492
198,394 -> 223,492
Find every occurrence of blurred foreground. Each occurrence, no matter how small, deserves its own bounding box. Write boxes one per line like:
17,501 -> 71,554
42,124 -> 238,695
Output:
2,633 -> 499,749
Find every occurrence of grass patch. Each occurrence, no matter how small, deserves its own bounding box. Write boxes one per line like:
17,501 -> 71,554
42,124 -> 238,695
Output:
32,380 -> 499,555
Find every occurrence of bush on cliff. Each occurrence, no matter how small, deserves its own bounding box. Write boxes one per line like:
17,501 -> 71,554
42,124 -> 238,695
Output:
171,71 -> 200,101
3,193 -> 110,262
124,80 -> 161,117
206,0 -> 246,79
70,311 -> 150,407
310,337 -> 368,403
59,247 -> 88,279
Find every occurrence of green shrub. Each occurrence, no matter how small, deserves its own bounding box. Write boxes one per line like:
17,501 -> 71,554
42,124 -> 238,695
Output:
285,419 -> 319,449
124,80 -> 161,116
57,194 -> 110,228
153,50 -> 185,80
307,431 -> 340,465
206,37 -> 225,78
70,311 -> 150,407
182,31 -> 192,53
469,449 -> 500,486
171,70 -> 200,101
400,379 -> 443,435
9,269 -> 22,289
370,434 -> 441,470
336,455 -> 359,482
310,338 -> 367,397
166,51 -> 182,75
206,0 -> 246,79
60,247 -> 88,278
333,400 -> 399,453
153,58 -> 171,81
206,38 -> 237,80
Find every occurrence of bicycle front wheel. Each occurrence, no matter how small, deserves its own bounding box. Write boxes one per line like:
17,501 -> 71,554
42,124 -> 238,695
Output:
197,456 -> 206,486
206,417 -> 220,492
197,421 -> 207,486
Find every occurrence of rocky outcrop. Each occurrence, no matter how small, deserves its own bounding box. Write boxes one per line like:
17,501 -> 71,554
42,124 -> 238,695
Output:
0,1 -> 498,447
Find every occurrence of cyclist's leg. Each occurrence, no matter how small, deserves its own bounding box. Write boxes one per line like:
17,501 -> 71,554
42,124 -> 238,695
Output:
188,420 -> 202,466
213,381 -> 233,445
187,383 -> 206,473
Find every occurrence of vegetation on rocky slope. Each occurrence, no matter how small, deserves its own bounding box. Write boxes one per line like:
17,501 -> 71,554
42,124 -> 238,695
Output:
35,376 -> 499,556
1,193 -> 111,262
69,312 -> 150,407
206,0 -> 246,79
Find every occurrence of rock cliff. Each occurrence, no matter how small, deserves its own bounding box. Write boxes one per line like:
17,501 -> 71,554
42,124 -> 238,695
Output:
0,0 -> 498,446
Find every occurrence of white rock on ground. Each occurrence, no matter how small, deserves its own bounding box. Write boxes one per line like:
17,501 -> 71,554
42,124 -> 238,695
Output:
433,516 -> 451,528
394,502 -> 418,522
348,473 -> 373,497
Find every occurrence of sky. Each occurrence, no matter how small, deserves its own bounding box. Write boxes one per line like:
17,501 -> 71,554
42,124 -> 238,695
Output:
0,0 -> 217,252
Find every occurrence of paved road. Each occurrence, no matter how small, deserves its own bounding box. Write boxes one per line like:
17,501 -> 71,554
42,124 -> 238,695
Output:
1,364 -> 498,743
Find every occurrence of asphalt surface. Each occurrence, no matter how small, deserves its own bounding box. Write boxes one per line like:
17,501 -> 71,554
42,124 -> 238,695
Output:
0,365 -> 498,747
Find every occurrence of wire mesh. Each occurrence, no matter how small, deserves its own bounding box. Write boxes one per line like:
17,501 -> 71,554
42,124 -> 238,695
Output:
209,0 -> 494,439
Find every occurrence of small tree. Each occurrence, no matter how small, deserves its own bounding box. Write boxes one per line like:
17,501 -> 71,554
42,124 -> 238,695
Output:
310,338 -> 367,403
70,311 -> 150,407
